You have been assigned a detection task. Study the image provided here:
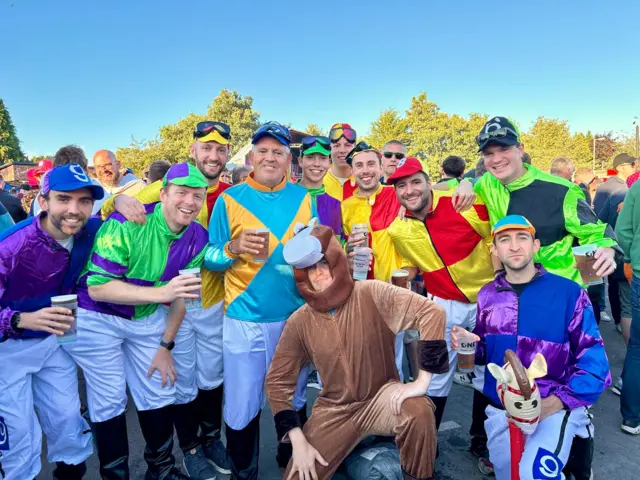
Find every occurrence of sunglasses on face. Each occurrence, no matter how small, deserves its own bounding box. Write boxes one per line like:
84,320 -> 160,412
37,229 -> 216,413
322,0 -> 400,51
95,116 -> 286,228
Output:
383,152 -> 405,160
194,121 -> 231,140
329,126 -> 357,144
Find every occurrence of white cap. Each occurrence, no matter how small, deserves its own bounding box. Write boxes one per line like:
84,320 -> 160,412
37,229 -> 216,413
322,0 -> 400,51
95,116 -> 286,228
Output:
283,218 -> 324,269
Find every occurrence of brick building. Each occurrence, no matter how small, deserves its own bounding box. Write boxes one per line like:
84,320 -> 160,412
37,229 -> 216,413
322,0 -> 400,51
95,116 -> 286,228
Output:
0,161 -> 36,185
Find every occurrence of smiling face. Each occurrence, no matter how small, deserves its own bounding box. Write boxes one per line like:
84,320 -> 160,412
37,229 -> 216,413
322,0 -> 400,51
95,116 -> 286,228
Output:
191,140 -> 229,183
159,183 -> 206,232
300,153 -> 331,186
491,229 -> 540,272
38,188 -> 95,239
330,137 -> 355,169
394,172 -> 431,216
250,136 -> 292,188
308,258 -> 333,291
482,143 -> 526,185
351,151 -> 381,195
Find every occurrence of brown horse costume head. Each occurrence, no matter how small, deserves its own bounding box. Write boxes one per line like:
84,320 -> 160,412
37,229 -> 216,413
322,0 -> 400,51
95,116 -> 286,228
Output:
487,350 -> 547,435
283,219 -> 354,312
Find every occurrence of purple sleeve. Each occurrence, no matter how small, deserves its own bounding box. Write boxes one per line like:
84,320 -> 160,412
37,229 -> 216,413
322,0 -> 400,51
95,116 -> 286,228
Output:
473,300 -> 487,366
552,289 -> 611,409
0,245 -> 18,340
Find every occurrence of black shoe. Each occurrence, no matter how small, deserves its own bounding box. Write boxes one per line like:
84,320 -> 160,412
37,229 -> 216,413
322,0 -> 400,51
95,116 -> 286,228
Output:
92,414 -> 130,480
53,461 -> 87,480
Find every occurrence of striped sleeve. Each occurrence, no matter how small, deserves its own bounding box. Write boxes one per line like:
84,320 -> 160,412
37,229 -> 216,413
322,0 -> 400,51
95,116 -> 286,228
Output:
84,219 -> 131,286
100,180 -> 162,220
564,184 -> 619,251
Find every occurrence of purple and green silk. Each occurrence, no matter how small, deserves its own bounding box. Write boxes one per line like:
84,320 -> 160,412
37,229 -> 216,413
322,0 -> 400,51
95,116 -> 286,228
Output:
78,202 -> 208,320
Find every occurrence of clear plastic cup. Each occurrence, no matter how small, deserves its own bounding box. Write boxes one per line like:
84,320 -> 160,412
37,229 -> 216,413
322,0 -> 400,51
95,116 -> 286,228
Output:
391,269 -> 410,288
179,268 -> 202,311
572,244 -> 603,286
51,294 -> 77,344
347,223 -> 369,253
352,247 -> 372,281
455,329 -> 477,373
253,228 -> 270,262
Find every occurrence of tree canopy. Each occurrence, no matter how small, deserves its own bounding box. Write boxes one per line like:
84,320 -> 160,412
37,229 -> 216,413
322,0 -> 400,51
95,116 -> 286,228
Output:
0,99 -> 24,164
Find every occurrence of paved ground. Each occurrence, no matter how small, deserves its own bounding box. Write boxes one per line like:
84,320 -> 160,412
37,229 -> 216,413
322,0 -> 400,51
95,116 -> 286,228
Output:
40,319 -> 639,479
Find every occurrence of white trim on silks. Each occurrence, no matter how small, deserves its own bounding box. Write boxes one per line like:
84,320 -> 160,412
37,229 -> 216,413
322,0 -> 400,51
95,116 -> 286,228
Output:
486,405 -> 593,480
222,316 -> 309,430
426,295 -> 477,397
64,308 -> 174,423
0,335 -> 92,479
171,301 -> 224,405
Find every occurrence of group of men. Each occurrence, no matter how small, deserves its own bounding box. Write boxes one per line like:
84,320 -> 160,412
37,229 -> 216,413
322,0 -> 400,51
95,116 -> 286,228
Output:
0,114 -> 630,480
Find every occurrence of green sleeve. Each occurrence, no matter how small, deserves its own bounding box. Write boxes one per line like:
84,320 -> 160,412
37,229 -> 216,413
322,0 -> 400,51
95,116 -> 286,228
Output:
84,219 -> 132,286
564,184 -> 618,250
615,184 -> 637,258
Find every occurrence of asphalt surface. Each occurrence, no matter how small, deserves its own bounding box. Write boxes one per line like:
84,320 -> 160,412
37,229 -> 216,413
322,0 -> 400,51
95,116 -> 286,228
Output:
39,318 -> 639,480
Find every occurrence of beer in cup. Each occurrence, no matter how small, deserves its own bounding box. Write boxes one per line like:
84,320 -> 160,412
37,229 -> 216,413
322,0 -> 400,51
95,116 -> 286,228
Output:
456,329 -> 477,373
253,228 -> 270,262
572,244 -> 603,286
391,269 -> 410,288
178,268 -> 202,311
51,294 -> 77,344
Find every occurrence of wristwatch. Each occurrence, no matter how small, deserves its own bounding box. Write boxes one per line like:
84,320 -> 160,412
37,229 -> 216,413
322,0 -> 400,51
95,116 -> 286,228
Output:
10,312 -> 23,334
160,339 -> 175,351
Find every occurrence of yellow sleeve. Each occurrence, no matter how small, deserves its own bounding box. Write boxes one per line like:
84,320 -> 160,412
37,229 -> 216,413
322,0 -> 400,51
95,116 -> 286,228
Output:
100,180 -> 163,220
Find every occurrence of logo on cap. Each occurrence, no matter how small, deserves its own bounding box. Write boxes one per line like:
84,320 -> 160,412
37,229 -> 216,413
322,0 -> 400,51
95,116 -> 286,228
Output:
69,164 -> 89,184
397,158 -> 407,168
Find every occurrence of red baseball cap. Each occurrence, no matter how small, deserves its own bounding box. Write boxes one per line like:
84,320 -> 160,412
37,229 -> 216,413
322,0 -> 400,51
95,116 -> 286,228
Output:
387,157 -> 424,184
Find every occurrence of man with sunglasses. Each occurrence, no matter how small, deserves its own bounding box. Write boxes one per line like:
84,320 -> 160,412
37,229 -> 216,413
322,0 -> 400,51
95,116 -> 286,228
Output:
100,121 -> 233,478
453,116 -> 619,479
380,140 -> 407,185
205,121 -> 316,479
324,123 -> 358,202
298,136 -> 343,239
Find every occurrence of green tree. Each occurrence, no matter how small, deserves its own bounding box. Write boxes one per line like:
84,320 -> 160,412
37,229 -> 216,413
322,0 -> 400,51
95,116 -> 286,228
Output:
0,98 -> 24,163
591,132 -> 618,170
366,109 -> 409,150
305,123 -> 326,136
118,90 -> 260,175
520,117 -> 577,172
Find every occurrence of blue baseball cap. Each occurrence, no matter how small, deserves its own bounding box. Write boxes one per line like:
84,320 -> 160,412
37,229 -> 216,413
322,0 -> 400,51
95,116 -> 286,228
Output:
251,121 -> 291,147
491,215 -> 536,239
42,164 -> 105,200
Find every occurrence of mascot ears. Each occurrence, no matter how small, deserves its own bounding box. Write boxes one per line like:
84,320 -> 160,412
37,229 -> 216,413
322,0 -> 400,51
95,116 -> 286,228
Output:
487,362 -> 510,385
293,218 -> 318,235
487,353 -> 548,386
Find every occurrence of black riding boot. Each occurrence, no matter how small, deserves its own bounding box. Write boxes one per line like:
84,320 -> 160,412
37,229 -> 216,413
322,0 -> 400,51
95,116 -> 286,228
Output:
137,406 -> 183,480
226,412 -> 261,480
563,436 -> 594,480
172,401 -> 200,452
52,461 -> 87,479
197,385 -> 224,442
92,413 -> 130,480
276,404 -> 308,468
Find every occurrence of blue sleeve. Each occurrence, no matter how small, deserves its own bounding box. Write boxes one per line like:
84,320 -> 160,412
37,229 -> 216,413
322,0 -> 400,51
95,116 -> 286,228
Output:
552,289 -> 611,409
204,195 -> 236,271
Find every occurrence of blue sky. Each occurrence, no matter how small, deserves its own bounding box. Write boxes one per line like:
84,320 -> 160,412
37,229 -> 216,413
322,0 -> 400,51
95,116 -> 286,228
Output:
2,0 -> 638,161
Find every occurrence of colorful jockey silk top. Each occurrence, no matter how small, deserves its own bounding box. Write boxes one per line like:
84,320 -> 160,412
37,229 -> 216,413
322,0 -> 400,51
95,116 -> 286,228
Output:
474,164 -> 619,285
475,266 -> 611,410
205,174 -> 316,323
323,169 -> 357,202
341,185 -> 408,282
388,190 -> 494,303
100,178 -> 230,308
79,202 -> 208,320
0,215 -> 102,341
303,185 -> 343,240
